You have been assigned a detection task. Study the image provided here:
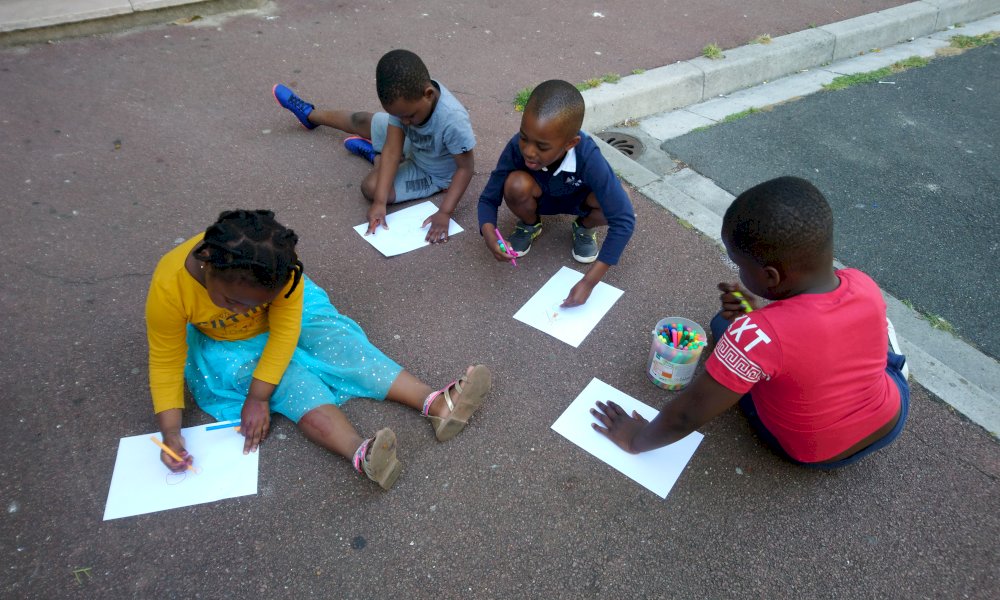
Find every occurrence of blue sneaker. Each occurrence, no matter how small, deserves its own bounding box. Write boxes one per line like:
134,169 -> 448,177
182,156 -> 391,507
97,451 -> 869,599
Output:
272,84 -> 316,130
344,136 -> 377,164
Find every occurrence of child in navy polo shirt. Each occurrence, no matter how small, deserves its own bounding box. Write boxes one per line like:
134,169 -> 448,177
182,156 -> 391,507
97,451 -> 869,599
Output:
477,80 -> 636,307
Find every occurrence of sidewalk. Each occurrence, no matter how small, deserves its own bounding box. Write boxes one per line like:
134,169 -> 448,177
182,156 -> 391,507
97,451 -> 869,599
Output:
0,0 -> 263,45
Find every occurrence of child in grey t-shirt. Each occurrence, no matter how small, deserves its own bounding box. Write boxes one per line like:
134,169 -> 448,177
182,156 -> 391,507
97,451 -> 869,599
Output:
272,49 -> 476,242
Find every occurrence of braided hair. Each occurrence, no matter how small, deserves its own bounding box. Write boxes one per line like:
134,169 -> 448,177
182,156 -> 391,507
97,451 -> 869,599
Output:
194,210 -> 304,298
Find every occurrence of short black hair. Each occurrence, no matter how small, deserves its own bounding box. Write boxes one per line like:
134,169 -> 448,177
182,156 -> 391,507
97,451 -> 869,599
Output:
722,176 -> 833,270
375,49 -> 431,105
524,80 -> 585,134
194,209 -> 304,298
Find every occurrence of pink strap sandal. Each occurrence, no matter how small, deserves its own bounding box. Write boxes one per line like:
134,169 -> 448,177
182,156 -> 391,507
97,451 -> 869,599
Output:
352,428 -> 402,490
421,365 -> 492,442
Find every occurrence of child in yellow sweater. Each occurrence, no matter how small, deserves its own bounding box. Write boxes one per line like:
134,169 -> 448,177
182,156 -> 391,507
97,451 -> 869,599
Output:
146,209 -> 491,489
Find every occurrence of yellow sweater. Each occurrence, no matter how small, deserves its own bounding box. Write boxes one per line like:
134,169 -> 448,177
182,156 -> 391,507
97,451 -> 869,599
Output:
145,235 -> 303,413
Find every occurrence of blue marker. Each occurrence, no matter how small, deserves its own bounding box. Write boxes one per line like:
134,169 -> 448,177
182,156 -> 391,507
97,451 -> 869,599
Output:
206,421 -> 240,431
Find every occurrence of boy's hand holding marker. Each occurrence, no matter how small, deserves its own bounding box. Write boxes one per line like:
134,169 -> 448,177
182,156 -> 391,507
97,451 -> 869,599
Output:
718,282 -> 756,320
366,201 -> 389,235
482,224 -> 516,264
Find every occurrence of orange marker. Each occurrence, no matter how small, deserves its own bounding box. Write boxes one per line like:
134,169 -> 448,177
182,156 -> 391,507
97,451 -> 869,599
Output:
149,435 -> 197,473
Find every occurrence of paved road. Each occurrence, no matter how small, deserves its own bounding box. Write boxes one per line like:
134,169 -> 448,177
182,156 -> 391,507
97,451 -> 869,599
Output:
2,1 -> 998,598
661,43 -> 1000,360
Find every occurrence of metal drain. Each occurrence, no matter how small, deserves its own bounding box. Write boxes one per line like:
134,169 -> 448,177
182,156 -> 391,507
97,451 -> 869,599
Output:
596,131 -> 644,158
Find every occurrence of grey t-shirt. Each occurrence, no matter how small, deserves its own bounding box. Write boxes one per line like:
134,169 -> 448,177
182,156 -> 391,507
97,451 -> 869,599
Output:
387,81 -> 476,186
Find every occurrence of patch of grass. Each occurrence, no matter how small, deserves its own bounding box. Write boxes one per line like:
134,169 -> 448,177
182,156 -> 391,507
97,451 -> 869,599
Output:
721,107 -> 761,123
690,125 -> 713,134
926,313 -> 955,333
631,68 -> 646,75
750,34 -> 772,45
822,55 -> 930,91
950,31 -> 998,48
513,86 -> 533,112
901,299 -> 916,311
702,43 -> 724,60
574,73 -> 624,93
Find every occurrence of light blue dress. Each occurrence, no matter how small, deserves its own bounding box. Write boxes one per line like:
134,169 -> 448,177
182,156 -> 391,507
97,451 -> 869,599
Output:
184,276 -> 402,423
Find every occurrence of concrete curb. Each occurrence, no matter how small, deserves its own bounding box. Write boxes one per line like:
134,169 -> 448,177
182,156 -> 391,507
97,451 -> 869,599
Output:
592,13 -> 1000,438
582,0 -> 1000,131
0,0 -> 265,45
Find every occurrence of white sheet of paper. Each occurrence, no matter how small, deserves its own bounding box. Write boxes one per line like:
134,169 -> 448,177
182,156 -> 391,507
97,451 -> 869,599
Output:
551,378 -> 703,499
103,421 -> 259,520
512,266 -> 624,347
353,200 -> 464,257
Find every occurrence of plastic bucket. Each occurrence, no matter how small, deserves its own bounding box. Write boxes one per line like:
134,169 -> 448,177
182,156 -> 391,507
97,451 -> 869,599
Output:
647,317 -> 707,391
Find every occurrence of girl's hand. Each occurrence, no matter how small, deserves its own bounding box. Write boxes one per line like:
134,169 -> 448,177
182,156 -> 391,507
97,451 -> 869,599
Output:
160,433 -> 193,472
718,282 -> 756,320
240,395 -> 271,455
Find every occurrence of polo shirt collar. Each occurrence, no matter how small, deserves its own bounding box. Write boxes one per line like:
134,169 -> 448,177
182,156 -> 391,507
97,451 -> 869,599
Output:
547,147 -> 578,176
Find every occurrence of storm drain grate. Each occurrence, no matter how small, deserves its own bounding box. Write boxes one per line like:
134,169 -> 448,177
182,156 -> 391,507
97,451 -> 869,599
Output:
595,131 -> 644,158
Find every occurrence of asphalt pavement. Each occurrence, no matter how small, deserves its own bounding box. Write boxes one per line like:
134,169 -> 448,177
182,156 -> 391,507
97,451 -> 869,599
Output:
1,1 -> 998,598
661,43 -> 1000,360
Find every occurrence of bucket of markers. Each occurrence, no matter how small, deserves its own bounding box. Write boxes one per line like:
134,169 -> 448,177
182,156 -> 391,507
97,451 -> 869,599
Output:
647,317 -> 707,391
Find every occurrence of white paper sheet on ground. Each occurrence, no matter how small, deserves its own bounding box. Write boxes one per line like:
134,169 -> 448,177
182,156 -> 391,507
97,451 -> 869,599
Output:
551,378 -> 703,499
352,200 -> 464,257
103,421 -> 258,520
512,266 -> 624,347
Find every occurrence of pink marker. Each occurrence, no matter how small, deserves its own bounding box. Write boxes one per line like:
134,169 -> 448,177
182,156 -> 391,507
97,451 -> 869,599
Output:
494,229 -> 518,267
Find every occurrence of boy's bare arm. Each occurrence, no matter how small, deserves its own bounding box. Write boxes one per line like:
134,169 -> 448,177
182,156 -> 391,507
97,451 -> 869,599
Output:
367,125 -> 406,234
592,372 -> 742,453
423,149 -> 474,242
562,260 -> 610,307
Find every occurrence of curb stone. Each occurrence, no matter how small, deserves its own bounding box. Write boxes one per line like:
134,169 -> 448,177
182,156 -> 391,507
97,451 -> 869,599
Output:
582,0 -> 1000,131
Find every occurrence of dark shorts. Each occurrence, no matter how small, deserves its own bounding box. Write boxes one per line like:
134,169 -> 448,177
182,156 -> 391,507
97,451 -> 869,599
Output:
709,312 -> 910,469
535,192 -> 591,217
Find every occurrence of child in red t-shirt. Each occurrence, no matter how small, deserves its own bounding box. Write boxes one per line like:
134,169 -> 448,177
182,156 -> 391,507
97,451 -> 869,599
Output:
592,176 -> 909,468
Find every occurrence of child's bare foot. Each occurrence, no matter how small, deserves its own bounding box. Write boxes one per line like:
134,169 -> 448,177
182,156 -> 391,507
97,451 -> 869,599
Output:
422,365 -> 491,441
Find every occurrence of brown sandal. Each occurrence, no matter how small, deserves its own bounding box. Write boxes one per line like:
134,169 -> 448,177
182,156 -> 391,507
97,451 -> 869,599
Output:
421,365 -> 492,442
353,428 -> 402,490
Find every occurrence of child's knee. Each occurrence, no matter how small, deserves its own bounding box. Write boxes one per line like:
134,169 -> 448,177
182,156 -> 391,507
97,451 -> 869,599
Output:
350,111 -> 373,134
360,171 -> 377,201
503,171 -> 538,206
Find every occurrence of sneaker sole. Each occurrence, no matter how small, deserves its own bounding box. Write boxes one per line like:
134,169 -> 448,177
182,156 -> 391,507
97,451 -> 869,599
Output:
272,84 -> 315,131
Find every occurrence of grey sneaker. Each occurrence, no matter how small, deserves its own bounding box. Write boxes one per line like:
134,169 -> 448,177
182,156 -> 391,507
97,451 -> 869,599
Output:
571,220 -> 599,263
508,219 -> 543,257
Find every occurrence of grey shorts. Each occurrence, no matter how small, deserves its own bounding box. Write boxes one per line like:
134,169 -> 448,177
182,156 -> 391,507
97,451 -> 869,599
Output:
370,112 -> 446,203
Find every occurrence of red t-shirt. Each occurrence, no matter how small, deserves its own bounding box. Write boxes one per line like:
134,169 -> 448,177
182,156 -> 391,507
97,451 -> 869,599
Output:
705,269 -> 901,462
